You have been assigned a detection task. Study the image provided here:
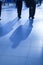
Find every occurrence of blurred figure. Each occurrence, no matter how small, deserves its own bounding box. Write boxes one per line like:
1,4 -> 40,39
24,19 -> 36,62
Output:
24,0 -> 29,7
0,0 -> 2,20
38,0 -> 42,6
16,0 -> 22,19
23,0 -> 36,19
29,0 -> 36,19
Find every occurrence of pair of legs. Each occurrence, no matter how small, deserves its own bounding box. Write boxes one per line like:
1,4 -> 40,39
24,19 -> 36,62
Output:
29,5 -> 36,19
16,0 -> 22,19
17,7 -> 22,19
39,0 -> 42,5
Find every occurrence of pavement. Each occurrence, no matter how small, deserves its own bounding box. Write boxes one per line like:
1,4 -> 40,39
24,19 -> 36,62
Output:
0,3 -> 43,65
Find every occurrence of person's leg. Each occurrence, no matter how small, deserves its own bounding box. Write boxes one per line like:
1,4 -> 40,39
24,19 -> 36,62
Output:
32,5 -> 36,19
18,8 -> 21,18
17,2 -> 22,19
29,6 -> 32,18
39,0 -> 42,5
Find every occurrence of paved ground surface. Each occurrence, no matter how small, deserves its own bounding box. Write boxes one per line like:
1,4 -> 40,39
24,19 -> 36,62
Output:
0,3 -> 43,65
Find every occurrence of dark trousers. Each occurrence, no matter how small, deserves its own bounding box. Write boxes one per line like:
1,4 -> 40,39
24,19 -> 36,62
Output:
17,6 -> 22,18
29,0 -> 36,18
29,5 -> 36,18
39,0 -> 42,5
16,0 -> 22,18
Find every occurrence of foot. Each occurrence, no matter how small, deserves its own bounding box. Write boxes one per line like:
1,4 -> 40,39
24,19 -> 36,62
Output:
29,16 -> 34,19
0,17 -> 1,20
32,16 -> 34,19
18,16 -> 21,20
29,16 -> 31,19
0,18 -> 1,20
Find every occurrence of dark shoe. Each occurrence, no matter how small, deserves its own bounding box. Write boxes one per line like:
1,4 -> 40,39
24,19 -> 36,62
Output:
0,18 -> 1,20
0,17 -> 1,20
29,16 -> 34,20
29,16 -> 31,19
32,17 -> 34,19
18,16 -> 21,20
19,17 -> 21,19
29,16 -> 32,19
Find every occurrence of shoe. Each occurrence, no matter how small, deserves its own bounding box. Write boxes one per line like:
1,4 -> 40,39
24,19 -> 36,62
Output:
0,17 -> 1,20
0,18 -> 1,20
32,17 -> 34,19
29,16 -> 34,19
29,16 -> 31,19
29,16 -> 30,19
18,16 -> 21,20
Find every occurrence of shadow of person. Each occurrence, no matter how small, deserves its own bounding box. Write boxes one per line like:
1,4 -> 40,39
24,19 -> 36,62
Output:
10,19 -> 33,48
0,17 -> 18,37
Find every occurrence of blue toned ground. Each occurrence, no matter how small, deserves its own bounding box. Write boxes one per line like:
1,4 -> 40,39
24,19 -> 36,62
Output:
0,3 -> 43,65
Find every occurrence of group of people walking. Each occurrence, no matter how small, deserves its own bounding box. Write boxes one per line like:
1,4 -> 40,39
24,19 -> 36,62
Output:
0,0 -> 41,20
16,0 -> 36,19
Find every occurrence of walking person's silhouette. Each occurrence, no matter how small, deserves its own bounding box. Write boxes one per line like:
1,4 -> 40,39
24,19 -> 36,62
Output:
24,0 -> 36,19
16,0 -> 22,19
29,0 -> 36,19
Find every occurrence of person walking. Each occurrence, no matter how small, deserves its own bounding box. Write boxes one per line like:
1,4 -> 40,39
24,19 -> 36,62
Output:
16,0 -> 22,19
29,0 -> 36,19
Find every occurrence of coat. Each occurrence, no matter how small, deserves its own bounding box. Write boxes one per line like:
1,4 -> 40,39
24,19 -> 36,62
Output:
24,0 -> 36,7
